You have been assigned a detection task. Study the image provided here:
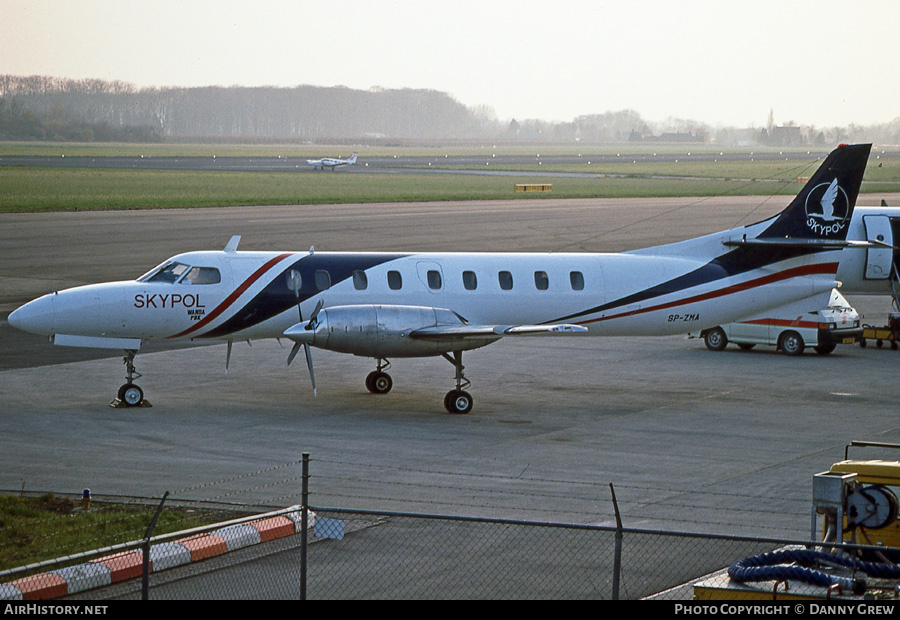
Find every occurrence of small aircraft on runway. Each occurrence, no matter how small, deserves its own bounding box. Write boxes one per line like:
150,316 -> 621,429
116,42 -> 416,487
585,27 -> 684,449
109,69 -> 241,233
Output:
9,144 -> 873,413
306,153 -> 357,170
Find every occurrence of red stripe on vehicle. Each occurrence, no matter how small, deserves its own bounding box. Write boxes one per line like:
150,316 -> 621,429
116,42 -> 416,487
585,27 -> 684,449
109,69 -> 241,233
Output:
169,253 -> 294,339
741,318 -> 819,329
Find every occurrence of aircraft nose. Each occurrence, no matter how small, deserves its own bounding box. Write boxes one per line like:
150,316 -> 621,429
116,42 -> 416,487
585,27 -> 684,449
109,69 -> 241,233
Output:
8,293 -> 57,335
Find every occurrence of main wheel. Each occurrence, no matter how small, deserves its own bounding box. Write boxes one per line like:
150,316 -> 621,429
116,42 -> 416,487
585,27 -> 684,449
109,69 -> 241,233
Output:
815,343 -> 836,355
119,384 -> 143,407
703,327 -> 728,351
444,390 -> 473,414
780,331 -> 805,355
365,371 -> 392,394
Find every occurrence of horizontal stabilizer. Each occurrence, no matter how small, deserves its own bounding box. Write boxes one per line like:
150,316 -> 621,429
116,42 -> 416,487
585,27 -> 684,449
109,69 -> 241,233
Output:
723,238 -> 882,249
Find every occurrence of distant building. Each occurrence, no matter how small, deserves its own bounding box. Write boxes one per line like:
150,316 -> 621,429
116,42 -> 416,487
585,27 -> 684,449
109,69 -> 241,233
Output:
761,125 -> 803,146
629,130 -> 704,143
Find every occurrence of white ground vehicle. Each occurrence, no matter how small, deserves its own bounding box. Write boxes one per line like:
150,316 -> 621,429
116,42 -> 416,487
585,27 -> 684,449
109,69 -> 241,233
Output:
692,289 -> 861,355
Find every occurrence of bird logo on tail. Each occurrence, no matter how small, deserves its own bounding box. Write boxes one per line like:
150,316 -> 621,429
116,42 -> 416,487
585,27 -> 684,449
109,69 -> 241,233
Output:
805,178 -> 850,236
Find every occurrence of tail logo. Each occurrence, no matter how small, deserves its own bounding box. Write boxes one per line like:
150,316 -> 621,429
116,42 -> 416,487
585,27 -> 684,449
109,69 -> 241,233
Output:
805,178 -> 849,236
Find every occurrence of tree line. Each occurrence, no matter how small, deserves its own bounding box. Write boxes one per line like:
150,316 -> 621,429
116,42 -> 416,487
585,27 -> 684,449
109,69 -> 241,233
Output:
0,75 -> 489,142
1,75 -> 898,145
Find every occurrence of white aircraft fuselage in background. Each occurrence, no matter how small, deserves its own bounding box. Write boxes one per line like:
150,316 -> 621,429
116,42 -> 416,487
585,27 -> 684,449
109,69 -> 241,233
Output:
9,144 -> 875,413
306,153 -> 358,170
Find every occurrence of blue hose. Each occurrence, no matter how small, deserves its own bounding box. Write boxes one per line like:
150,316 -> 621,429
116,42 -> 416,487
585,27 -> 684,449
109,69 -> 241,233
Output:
727,549 -> 900,595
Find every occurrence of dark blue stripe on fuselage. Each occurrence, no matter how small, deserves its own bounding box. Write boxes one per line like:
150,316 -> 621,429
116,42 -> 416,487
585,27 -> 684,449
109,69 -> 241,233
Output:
201,253 -> 408,338
554,244 -> 823,323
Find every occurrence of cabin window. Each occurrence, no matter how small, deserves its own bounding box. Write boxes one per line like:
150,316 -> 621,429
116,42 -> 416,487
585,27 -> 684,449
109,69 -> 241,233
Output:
570,271 -> 585,291
499,271 -> 513,290
427,270 -> 442,290
353,270 -> 368,290
388,270 -> 403,290
463,270 -> 477,290
534,271 -> 549,290
182,267 -> 221,285
315,270 -> 331,291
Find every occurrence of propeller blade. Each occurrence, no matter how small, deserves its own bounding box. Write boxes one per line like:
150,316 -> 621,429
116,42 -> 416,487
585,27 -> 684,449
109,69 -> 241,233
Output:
307,299 -> 324,328
305,343 -> 316,396
226,340 -> 233,372
287,342 -> 302,367
287,342 -> 316,395
284,273 -> 320,395
286,269 -> 305,367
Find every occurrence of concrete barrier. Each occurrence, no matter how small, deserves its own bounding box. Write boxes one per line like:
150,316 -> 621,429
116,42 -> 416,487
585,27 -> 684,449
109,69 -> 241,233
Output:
0,507 -> 315,600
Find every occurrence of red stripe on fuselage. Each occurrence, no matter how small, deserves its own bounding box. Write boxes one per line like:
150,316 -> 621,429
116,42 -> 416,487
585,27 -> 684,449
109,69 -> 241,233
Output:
578,262 -> 838,325
169,253 -> 293,339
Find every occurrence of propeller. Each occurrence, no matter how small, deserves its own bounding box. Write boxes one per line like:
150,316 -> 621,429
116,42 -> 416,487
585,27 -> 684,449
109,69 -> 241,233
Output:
286,269 -> 322,396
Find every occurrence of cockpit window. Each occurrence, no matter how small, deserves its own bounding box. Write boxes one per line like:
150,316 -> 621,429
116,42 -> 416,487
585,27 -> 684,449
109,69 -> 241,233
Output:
137,262 -> 220,285
139,262 -> 190,283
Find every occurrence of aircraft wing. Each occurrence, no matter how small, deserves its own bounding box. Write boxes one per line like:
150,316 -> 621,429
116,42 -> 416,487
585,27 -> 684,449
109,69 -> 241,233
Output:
410,323 -> 588,340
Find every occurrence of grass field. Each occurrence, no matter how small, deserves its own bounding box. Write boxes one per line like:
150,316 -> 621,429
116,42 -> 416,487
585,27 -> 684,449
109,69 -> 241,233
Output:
0,494 -> 246,572
0,167 -> 836,212
1,141 -> 899,212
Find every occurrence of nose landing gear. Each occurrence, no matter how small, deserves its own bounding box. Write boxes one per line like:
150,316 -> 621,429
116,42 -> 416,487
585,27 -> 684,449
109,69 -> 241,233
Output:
111,350 -> 150,408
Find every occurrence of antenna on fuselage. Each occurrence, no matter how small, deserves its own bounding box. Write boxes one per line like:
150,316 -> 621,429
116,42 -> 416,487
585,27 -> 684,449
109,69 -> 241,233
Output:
224,236 -> 241,253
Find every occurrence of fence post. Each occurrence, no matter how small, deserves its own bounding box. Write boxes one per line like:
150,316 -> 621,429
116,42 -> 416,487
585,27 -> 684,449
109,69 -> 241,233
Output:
610,484 -> 623,601
142,491 -> 169,601
300,453 -> 309,600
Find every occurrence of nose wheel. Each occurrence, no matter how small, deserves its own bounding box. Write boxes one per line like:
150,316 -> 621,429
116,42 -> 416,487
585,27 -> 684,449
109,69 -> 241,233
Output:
111,350 -> 150,408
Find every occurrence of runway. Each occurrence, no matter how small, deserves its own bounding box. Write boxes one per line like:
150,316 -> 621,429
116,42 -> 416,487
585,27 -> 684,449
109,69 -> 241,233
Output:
3,195 -> 900,539
7,148 -> 894,176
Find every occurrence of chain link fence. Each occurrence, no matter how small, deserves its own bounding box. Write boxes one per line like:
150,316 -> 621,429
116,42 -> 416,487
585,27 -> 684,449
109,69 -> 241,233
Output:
3,454 -> 898,600
7,505 -> 891,600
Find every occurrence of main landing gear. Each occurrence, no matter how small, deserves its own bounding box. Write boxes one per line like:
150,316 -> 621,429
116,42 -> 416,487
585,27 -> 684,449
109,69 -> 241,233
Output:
111,350 -> 149,408
364,353 -> 474,414
365,358 -> 394,395
442,351 -> 473,415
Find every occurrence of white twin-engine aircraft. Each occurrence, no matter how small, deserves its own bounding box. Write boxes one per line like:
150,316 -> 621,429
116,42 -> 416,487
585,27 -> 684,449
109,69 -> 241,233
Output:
306,152 -> 358,170
9,143 -> 873,413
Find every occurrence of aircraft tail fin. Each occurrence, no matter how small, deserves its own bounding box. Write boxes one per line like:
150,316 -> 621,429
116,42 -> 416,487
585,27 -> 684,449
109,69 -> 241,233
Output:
756,143 -> 871,242
348,153 -> 358,164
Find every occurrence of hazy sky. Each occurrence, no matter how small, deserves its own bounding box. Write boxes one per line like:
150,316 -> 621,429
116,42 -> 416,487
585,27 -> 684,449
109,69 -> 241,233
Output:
2,0 -> 898,128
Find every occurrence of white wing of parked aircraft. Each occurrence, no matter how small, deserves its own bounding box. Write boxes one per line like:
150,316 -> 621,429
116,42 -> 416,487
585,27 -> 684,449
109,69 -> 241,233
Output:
306,153 -> 358,170
9,144 -> 873,413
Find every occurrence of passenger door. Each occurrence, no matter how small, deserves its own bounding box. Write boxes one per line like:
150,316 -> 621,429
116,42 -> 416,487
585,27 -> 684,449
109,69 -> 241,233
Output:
863,215 -> 894,280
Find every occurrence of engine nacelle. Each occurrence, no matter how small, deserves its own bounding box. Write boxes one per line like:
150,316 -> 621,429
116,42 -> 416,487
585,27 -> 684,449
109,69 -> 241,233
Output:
284,304 -> 498,358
